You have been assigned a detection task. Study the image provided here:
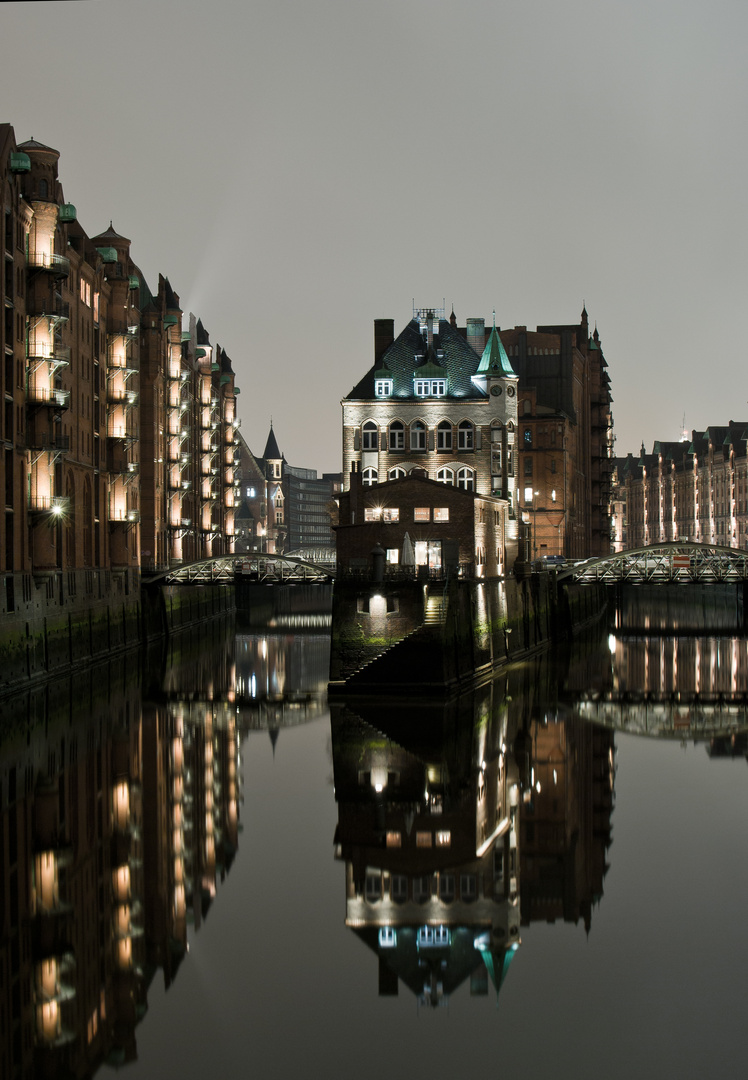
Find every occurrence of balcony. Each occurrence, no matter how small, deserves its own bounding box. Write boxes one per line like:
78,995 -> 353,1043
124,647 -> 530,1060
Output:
26,386 -> 70,410
28,494 -> 71,515
27,433 -> 70,453
27,252 -> 70,277
27,343 -> 71,369
109,509 -> 140,525
107,388 -> 138,405
26,297 -> 70,321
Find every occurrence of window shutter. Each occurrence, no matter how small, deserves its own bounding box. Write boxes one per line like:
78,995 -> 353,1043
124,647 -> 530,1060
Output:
475,429 -> 482,450
353,430 -> 360,451
428,429 -> 435,451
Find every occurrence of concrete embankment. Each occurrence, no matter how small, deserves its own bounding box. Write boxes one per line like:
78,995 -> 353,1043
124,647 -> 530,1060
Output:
0,569 -> 234,699
329,573 -> 605,694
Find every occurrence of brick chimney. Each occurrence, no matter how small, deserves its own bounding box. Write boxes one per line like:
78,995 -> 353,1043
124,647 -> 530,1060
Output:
374,319 -> 395,364
466,317 -> 485,355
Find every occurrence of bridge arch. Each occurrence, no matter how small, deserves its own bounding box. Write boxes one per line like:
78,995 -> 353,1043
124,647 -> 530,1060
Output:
558,543 -> 748,584
144,553 -> 335,585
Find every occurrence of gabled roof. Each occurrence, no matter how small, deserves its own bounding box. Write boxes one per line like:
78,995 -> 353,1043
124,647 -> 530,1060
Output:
346,319 -> 487,400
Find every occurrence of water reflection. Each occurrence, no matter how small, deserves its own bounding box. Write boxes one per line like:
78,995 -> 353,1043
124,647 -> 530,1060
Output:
0,623 -> 328,1079
330,648 -> 616,1005
3,621 -> 748,1077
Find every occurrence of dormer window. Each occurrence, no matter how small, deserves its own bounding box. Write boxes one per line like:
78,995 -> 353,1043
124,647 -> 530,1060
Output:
415,378 -> 446,397
375,378 -> 393,397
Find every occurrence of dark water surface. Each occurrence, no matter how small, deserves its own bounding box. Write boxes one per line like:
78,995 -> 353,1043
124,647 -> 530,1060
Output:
2,622 -> 748,1080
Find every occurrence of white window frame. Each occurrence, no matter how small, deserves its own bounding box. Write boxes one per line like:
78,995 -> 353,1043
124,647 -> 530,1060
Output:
410,421 -> 427,450
458,420 -> 474,450
375,379 -> 393,397
389,421 -> 405,451
362,420 -> 378,451
457,468 -> 474,491
362,468 -> 378,487
437,467 -> 454,486
437,421 -> 452,450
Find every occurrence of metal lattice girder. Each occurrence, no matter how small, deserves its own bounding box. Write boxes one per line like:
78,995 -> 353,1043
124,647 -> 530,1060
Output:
558,543 -> 748,584
146,553 -> 335,586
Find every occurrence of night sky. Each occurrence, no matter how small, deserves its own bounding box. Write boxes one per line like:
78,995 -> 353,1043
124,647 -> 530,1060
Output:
3,0 -> 746,473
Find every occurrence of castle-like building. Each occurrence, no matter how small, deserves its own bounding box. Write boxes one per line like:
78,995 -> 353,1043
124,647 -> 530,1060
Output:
341,304 -> 613,561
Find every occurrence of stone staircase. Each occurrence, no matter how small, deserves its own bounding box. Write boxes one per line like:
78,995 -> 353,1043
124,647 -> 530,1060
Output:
342,594 -> 450,691
424,592 -> 448,625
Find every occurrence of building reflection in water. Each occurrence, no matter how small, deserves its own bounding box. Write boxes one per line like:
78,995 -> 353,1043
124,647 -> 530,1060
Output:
0,623 -> 243,1079
330,645 -> 617,1006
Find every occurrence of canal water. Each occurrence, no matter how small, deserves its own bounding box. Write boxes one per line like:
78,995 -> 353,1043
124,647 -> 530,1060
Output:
2,609 -> 748,1079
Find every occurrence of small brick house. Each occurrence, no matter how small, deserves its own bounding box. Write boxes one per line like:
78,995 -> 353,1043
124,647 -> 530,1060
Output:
335,468 -> 513,578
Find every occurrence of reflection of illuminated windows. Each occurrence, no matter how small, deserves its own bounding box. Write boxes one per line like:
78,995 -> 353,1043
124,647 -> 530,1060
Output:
435,830 -> 451,848
438,874 -> 455,903
386,831 -> 401,848
391,875 -> 407,903
416,831 -> 432,848
365,874 -> 382,901
413,875 -> 431,903
378,927 -> 397,948
460,873 -> 477,902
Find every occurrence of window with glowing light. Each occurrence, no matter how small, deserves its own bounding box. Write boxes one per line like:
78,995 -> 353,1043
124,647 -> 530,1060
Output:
364,507 -> 381,522
386,831 -> 402,848
414,507 -> 430,522
375,379 -> 393,397
433,508 -> 449,522
416,831 -> 432,848
382,507 -> 399,522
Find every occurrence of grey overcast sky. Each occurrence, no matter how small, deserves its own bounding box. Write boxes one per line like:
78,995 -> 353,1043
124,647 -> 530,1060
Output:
2,0 -> 746,473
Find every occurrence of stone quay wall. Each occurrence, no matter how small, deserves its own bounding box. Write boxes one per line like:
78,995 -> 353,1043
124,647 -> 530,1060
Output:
329,573 -> 606,693
0,569 -> 234,698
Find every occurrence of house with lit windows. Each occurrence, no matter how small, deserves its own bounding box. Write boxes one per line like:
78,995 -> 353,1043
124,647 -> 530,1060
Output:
342,305 -> 614,561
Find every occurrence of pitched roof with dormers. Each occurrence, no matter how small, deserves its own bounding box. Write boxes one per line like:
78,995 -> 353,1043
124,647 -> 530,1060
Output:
346,319 -> 486,400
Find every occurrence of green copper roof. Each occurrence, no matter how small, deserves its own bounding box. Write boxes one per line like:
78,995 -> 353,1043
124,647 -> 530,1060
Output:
476,322 -> 516,377
415,360 -> 446,378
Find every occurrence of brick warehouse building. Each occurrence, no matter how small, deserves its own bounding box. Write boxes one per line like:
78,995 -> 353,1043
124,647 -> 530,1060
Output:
612,421 -> 748,552
342,305 -> 614,561
0,125 -> 242,630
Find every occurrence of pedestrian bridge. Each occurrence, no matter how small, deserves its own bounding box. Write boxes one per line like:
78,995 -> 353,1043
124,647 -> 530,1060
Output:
144,553 -> 335,585
558,543 -> 748,584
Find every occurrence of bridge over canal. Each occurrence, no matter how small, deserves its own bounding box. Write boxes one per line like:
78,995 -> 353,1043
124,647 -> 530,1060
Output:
144,553 -> 335,586
558,543 -> 748,584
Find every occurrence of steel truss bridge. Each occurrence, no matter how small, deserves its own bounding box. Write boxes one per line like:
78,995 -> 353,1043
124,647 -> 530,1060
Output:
568,691 -> 748,742
144,554 -> 335,586
558,543 -> 748,584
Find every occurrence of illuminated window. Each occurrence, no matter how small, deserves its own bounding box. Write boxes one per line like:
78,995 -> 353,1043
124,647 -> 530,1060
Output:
435,830 -> 451,847
416,831 -> 432,848
524,428 -> 532,445
365,874 -> 382,901
382,508 -> 399,522
414,378 -> 446,397
433,508 -> 449,522
414,507 -> 430,522
437,420 -> 452,450
524,486 -> 534,502
456,468 -> 474,491
458,420 -> 474,450
386,831 -> 402,848
375,379 -> 393,397
362,468 -> 377,487
364,507 -> 381,522
389,421 -> 405,450
362,420 -> 378,450
437,467 -> 454,486
410,420 -> 427,450
386,548 -> 399,564
391,875 -> 407,903
379,927 -> 397,948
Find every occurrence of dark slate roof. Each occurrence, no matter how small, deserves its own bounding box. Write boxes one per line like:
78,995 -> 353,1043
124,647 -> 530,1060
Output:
17,137 -> 59,156
219,346 -> 233,373
163,277 -> 180,311
345,319 -> 486,401
196,318 -> 210,346
92,221 -> 130,245
263,425 -> 282,460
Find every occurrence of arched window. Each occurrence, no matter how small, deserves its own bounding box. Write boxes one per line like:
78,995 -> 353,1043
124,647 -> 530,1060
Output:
410,420 -> 426,451
458,420 -> 474,450
388,467 -> 406,480
457,467 -> 474,491
362,420 -> 378,451
437,420 -> 452,450
38,178 -> 48,199
389,420 -> 404,451
436,467 -> 454,486
362,468 -> 378,487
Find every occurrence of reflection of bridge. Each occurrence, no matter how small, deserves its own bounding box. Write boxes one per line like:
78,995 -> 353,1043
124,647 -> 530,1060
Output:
144,553 -> 335,585
166,691 -> 328,728
559,543 -> 748,584
568,691 -> 748,740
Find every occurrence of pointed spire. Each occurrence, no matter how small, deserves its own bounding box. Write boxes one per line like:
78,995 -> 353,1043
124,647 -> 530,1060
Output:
476,321 -> 516,377
263,423 -> 282,460
449,305 -> 457,328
